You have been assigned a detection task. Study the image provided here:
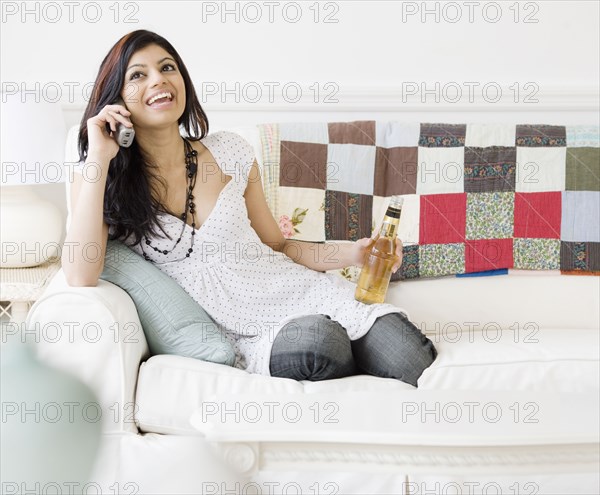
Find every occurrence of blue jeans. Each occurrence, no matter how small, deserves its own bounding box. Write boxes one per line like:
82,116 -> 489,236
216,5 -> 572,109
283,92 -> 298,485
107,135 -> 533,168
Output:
269,313 -> 438,387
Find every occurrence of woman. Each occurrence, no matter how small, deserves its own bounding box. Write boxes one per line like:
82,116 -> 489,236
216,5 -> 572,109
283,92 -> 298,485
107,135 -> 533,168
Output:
63,30 -> 437,386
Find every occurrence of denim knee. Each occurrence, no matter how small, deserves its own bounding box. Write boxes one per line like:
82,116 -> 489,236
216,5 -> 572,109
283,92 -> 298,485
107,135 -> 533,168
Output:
351,312 -> 438,387
269,314 -> 357,381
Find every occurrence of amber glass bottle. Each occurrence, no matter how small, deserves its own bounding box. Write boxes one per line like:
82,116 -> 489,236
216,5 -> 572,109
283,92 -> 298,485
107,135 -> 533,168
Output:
354,196 -> 403,304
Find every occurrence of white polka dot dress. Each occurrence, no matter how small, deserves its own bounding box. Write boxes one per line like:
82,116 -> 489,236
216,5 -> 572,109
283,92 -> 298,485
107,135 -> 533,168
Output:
124,131 -> 407,376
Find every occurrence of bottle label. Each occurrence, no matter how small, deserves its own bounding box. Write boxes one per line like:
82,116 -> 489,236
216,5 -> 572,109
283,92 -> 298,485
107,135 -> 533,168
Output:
385,206 -> 401,219
380,221 -> 397,238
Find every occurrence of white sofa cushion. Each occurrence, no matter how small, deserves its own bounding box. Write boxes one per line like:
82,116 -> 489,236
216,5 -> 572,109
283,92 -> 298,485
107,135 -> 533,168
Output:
135,355 -> 414,434
135,328 -> 599,435
386,273 -> 600,333
418,327 -> 599,391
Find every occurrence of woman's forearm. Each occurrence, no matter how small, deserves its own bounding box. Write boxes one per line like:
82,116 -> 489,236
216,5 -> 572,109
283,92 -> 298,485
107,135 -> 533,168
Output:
282,239 -> 355,272
61,154 -> 111,286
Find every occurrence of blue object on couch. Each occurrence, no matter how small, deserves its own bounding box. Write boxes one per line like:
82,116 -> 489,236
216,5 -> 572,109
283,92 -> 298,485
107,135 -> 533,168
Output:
100,240 -> 235,366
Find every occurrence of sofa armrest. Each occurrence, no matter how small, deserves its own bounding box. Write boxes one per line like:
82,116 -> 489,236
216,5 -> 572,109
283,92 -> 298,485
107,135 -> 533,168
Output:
25,268 -> 149,434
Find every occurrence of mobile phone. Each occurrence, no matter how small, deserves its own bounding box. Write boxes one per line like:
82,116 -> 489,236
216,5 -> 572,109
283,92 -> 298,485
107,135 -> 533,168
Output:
110,97 -> 135,148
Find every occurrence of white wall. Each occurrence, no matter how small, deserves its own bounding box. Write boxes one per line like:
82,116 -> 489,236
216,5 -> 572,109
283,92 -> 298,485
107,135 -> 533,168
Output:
1,0 -> 599,240
2,1 -> 599,123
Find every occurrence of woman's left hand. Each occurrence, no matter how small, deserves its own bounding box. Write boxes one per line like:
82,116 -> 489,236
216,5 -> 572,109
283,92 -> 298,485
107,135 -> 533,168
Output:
352,236 -> 404,274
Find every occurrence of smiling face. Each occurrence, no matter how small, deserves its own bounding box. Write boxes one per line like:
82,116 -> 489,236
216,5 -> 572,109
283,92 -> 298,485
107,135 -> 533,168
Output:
121,43 -> 186,129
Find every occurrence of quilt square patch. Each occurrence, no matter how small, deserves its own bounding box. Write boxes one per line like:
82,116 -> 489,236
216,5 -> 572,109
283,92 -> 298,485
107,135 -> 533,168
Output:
259,123 -> 281,217
280,141 -> 327,189
328,121 -> 376,146
280,122 -> 329,144
396,194 -> 420,245
373,147 -> 418,196
560,241 -> 600,271
466,192 -> 514,240
561,191 -> 600,242
465,123 -> 516,147
325,190 -> 372,241
465,238 -> 513,273
397,244 -> 419,280
566,125 -> 600,148
376,121 -> 420,148
513,192 -> 562,239
419,193 -> 467,244
416,146 -> 465,194
278,187 -> 326,242
514,238 -> 561,270
420,243 -> 465,278
515,146 -> 567,192
419,124 -> 466,147
565,147 -> 600,191
516,125 -> 567,147
464,146 -> 516,192
327,144 -> 376,196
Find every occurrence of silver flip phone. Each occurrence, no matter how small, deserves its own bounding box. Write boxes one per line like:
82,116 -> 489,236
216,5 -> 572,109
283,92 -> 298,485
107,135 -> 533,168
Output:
113,98 -> 135,148
115,122 -> 135,148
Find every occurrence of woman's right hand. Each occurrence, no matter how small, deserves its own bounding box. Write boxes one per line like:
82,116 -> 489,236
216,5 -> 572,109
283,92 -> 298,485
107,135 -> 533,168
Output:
86,103 -> 133,162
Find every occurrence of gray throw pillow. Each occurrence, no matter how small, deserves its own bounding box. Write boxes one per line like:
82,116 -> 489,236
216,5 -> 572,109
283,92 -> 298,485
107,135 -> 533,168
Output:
100,240 -> 235,366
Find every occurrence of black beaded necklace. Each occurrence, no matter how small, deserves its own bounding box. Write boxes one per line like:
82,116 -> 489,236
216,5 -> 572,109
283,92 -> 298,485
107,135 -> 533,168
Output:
142,138 -> 198,261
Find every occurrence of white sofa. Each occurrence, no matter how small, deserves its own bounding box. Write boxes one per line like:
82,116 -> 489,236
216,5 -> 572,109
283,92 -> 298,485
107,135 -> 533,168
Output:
26,125 -> 600,494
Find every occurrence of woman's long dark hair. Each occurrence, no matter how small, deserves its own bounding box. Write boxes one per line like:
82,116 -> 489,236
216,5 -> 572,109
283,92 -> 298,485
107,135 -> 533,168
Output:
78,30 -> 209,247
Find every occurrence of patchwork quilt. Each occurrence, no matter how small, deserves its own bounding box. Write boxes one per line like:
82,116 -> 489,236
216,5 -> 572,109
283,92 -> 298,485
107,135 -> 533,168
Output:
258,121 -> 600,281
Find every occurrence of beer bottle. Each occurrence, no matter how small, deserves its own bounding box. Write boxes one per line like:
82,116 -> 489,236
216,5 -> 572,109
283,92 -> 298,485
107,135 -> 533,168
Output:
354,195 -> 403,304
